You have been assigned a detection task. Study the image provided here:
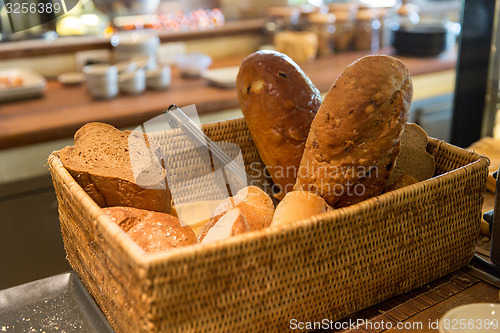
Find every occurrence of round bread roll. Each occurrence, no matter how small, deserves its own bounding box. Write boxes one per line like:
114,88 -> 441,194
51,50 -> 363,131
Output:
103,206 -> 197,253
295,55 -> 413,207
271,191 -> 331,227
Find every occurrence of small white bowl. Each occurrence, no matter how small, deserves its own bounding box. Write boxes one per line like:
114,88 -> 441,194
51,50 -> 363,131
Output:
146,66 -> 171,90
58,72 -> 85,86
119,68 -> 146,95
439,303 -> 500,333
174,52 -> 212,78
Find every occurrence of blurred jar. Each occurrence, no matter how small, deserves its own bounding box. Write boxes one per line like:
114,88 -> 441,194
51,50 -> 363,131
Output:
307,12 -> 336,57
382,0 -> 420,48
354,9 -> 381,52
376,8 -> 391,48
298,4 -> 328,30
328,2 -> 359,17
274,31 -> 318,63
265,6 -> 301,35
332,10 -> 355,52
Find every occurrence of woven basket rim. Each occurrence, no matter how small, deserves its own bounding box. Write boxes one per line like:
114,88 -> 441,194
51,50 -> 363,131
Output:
47,125 -> 489,270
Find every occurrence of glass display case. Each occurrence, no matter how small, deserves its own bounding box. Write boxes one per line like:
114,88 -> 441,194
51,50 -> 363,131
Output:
451,0 -> 499,147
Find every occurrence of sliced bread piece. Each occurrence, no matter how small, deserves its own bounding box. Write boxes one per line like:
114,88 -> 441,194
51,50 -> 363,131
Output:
58,122 -> 171,213
386,123 -> 436,187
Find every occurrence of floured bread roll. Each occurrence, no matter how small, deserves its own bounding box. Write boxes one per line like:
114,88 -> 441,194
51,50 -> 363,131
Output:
295,55 -> 413,207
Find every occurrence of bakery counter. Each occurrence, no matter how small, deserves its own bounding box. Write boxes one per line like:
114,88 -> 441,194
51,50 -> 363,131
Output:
0,48 -> 457,151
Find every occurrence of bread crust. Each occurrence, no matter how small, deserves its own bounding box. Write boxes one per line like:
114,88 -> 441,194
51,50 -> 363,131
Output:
237,50 -> 322,198
295,55 -> 413,207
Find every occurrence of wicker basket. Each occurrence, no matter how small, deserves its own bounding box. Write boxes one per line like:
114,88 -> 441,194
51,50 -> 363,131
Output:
48,117 -> 489,333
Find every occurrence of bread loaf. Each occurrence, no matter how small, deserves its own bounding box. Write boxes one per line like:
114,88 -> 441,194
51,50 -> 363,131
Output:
295,55 -> 413,207
103,206 -> 197,253
237,50 -> 322,199
271,191 -> 331,227
198,186 -> 275,241
59,122 -> 171,213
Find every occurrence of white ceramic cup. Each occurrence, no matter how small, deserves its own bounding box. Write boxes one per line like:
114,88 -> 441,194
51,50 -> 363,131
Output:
146,66 -> 171,90
119,68 -> 146,95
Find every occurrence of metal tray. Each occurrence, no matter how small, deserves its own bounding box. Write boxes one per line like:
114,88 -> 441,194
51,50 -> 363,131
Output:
0,272 -> 114,332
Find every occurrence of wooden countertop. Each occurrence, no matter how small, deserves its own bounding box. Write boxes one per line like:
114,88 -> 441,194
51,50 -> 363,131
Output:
0,48 -> 457,150
326,265 -> 499,333
324,194 -> 499,333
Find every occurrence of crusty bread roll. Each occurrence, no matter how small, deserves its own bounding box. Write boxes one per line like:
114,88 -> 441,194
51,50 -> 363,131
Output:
295,55 -> 413,207
103,206 -> 197,253
198,186 -> 275,241
271,191 -> 331,227
237,50 -> 322,199
59,122 -> 171,213
200,208 -> 250,243
386,123 -> 435,187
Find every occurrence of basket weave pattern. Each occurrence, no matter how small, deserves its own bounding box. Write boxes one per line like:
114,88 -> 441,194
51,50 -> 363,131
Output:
48,118 -> 489,332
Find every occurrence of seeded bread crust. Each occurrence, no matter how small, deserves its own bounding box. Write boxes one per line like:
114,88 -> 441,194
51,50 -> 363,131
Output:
59,122 -> 171,213
295,55 -> 413,207
237,50 -> 322,198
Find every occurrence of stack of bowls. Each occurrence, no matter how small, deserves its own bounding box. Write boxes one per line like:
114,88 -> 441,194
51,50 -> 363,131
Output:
111,30 -> 159,70
83,64 -> 118,99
